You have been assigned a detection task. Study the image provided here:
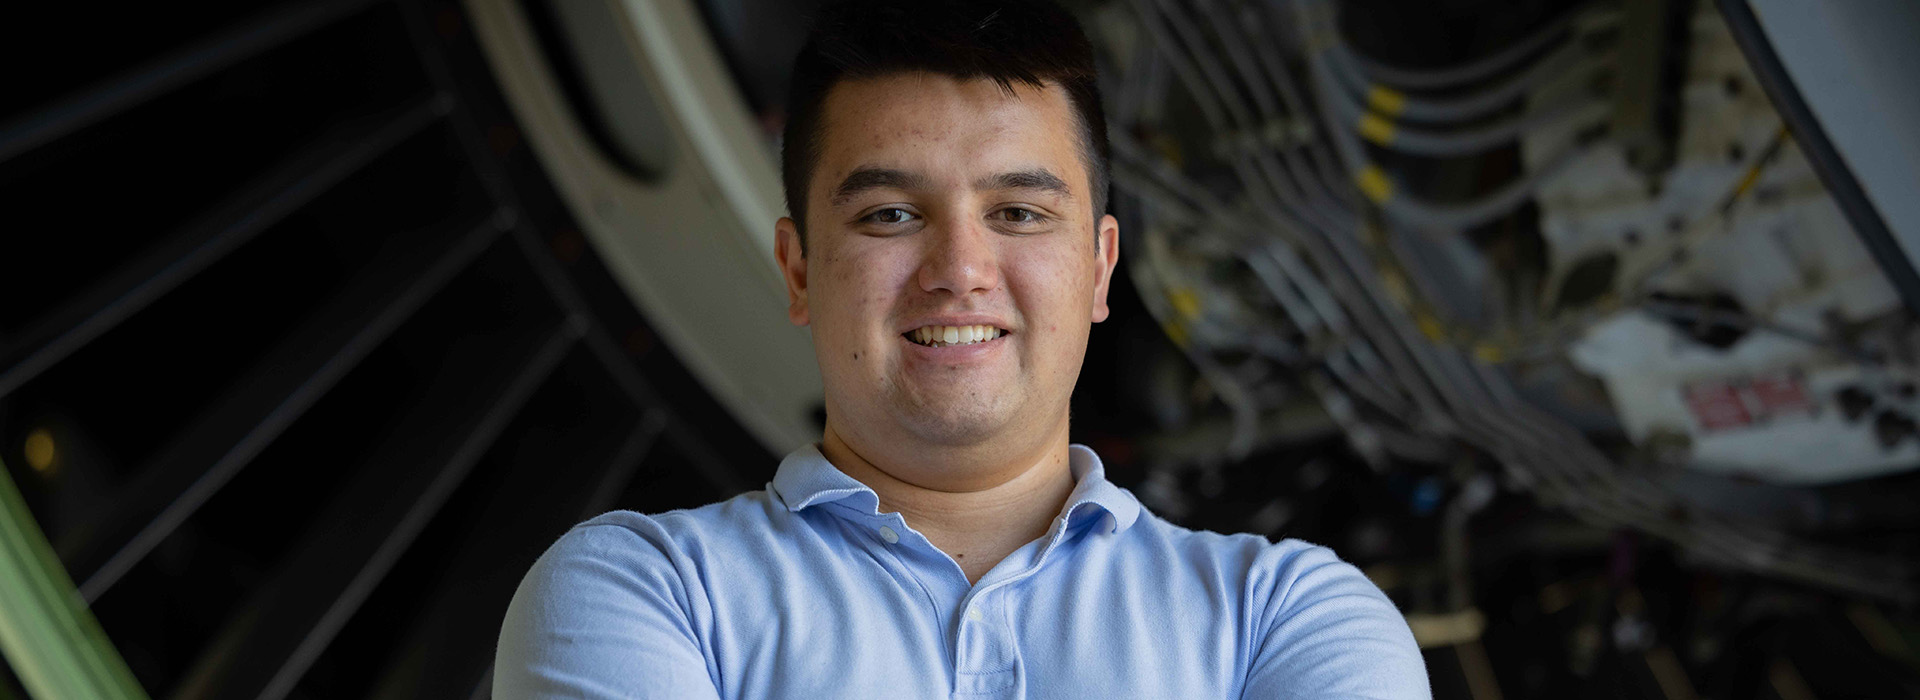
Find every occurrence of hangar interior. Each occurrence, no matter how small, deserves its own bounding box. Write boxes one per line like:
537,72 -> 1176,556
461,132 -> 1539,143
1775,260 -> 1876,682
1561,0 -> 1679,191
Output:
2,0 -> 1918,697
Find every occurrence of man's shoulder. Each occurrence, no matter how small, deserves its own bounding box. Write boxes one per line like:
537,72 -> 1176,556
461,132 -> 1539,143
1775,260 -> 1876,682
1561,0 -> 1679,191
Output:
553,488 -> 788,557
1124,512 -> 1384,606
1124,513 -> 1423,694
1129,511 -> 1353,571
585,488 -> 783,529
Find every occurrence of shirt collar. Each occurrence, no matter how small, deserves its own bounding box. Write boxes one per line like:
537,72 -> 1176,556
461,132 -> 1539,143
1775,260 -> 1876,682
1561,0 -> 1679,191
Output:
769,443 -> 1142,534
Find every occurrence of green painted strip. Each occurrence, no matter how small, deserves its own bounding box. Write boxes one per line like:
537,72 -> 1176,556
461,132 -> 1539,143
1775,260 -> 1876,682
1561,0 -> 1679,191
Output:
0,458 -> 148,700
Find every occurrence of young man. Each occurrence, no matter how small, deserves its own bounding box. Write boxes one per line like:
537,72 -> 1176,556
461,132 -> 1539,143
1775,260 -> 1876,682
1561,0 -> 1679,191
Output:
494,1 -> 1428,697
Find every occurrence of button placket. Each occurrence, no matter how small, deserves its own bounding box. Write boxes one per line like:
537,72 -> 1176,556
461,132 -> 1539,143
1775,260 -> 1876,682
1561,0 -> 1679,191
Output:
952,588 -> 1022,696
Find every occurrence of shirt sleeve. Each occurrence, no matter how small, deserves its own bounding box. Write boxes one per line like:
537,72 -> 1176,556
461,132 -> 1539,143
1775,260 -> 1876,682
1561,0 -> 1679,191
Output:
1240,542 -> 1430,699
493,518 -> 723,700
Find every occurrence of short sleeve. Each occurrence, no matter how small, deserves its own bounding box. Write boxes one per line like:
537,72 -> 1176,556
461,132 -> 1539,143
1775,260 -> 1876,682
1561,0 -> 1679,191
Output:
493,517 -> 723,699
1240,542 -> 1430,699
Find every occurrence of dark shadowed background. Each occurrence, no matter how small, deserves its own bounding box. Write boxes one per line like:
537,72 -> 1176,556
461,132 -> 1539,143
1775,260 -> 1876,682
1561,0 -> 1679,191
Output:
3,0 -> 1918,698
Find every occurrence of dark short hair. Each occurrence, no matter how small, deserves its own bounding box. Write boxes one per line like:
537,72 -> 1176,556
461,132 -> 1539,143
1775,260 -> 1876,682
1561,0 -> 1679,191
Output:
781,0 -> 1110,251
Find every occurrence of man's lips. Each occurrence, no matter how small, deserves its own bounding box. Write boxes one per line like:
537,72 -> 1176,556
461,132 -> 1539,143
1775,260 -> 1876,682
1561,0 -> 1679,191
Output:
898,328 -> 1010,364
903,323 -> 1009,347
898,315 -> 1013,348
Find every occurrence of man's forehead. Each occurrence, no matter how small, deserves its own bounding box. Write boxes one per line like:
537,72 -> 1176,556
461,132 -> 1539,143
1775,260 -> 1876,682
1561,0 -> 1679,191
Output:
810,72 -> 1086,193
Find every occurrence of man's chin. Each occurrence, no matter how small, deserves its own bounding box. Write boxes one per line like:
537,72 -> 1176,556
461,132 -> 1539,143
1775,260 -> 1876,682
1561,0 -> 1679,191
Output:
894,402 -> 1019,448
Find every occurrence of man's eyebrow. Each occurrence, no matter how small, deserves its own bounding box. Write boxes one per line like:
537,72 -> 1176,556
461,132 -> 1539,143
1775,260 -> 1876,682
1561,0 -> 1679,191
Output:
974,169 -> 1073,198
830,167 -> 933,205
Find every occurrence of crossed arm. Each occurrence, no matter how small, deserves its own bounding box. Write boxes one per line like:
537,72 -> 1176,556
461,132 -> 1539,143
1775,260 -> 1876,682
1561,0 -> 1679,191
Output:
493,523 -> 723,699
493,524 -> 1427,699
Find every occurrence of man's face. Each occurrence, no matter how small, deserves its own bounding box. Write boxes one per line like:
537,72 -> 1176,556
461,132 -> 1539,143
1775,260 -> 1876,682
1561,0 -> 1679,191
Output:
776,72 -> 1120,458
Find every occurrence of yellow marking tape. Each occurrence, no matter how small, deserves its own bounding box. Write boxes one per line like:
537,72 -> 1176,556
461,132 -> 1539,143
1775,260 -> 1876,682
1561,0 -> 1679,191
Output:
1358,113 -> 1397,145
1355,165 -> 1394,204
1416,314 -> 1448,342
1169,288 -> 1202,319
1366,85 -> 1406,117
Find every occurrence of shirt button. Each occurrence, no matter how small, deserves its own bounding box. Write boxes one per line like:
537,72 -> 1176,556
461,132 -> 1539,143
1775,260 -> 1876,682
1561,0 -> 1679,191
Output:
877,525 -> 899,544
966,608 -> 984,622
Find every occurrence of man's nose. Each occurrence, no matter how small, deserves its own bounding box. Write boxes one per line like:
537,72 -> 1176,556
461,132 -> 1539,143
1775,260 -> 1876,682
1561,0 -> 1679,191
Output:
916,215 -> 1001,296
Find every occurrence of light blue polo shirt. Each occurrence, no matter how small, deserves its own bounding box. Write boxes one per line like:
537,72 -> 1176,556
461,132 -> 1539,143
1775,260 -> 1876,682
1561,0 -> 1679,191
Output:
494,444 -> 1429,698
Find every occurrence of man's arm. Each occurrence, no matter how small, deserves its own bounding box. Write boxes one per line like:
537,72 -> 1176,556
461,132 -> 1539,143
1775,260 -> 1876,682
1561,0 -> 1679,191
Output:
494,519 -> 723,699
1241,542 -> 1430,699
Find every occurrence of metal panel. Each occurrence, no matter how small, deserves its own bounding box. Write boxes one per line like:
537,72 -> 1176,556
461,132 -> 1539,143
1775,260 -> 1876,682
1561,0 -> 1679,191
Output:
403,0 -> 758,495
461,0 -> 823,454
1720,0 -> 1920,311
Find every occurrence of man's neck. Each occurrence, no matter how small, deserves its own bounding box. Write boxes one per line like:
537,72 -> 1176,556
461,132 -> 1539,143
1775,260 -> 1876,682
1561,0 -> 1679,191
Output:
819,426 -> 1076,585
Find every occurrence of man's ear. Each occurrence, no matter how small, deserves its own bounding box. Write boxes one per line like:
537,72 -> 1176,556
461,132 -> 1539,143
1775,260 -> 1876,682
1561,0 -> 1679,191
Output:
775,217 -> 811,326
1091,213 -> 1120,323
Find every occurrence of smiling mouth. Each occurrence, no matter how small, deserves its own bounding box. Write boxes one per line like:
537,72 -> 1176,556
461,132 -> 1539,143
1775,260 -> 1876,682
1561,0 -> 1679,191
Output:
904,324 -> 1008,348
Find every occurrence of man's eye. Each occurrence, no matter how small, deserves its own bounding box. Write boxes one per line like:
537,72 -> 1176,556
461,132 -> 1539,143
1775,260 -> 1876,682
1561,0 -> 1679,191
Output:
997,208 -> 1043,224
865,208 -> 915,224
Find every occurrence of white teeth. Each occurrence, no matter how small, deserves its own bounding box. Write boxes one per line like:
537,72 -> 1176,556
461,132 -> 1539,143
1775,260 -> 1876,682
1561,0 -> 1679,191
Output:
908,325 -> 1005,347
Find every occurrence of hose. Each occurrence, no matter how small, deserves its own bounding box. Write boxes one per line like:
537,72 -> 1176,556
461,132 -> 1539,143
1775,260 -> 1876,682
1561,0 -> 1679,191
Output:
1328,43 -> 1614,124
1115,0 -> 1917,604
1295,3 -> 1595,231
1338,0 -> 1610,90
1332,91 -> 1612,158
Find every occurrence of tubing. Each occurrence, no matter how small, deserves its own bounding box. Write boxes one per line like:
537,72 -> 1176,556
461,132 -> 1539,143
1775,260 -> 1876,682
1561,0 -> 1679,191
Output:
1329,44 -> 1612,124
1339,0 -> 1608,90
1113,0 -> 1915,603
1336,94 -> 1612,158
